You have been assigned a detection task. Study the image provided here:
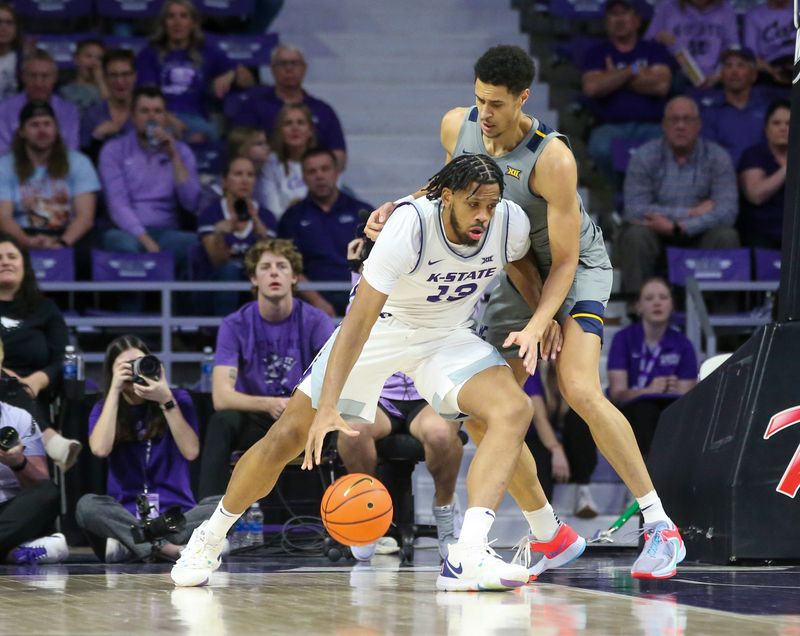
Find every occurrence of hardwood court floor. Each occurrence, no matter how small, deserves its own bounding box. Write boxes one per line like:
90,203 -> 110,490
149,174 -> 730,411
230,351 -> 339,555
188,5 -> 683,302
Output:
1,548 -> 798,635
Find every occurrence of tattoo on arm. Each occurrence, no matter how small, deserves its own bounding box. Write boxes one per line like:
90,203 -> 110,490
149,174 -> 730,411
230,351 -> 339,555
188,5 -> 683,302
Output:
228,368 -> 237,385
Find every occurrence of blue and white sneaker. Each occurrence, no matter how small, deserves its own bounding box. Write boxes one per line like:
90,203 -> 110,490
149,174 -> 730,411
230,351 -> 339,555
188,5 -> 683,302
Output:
436,541 -> 529,592
171,522 -> 224,587
10,533 -> 69,564
631,521 -> 686,579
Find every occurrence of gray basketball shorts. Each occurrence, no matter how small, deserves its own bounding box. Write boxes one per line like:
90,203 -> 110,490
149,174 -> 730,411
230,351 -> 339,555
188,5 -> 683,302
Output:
478,264 -> 613,359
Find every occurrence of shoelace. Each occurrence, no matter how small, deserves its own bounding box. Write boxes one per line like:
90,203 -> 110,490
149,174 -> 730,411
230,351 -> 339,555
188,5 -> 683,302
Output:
511,535 -> 533,568
15,546 -> 47,564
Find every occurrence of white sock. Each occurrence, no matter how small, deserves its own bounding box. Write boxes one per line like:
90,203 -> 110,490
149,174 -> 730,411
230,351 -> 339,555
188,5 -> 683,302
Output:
457,507 -> 495,546
523,504 -> 560,541
637,491 -> 672,525
204,498 -> 242,539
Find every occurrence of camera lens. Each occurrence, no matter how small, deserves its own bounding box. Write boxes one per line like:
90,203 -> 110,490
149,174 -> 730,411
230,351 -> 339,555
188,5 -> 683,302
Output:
0,426 -> 20,451
138,355 -> 161,379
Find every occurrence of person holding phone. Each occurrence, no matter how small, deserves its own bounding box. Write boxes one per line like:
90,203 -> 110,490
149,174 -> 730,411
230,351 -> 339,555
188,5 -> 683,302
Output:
196,156 -> 277,315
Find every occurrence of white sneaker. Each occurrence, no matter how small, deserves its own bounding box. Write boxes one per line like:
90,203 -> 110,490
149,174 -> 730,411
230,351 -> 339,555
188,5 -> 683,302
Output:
170,522 -> 225,587
375,536 -> 399,555
105,537 -> 131,563
436,541 -> 529,592
11,533 -> 69,564
575,485 -> 599,519
350,542 -> 377,561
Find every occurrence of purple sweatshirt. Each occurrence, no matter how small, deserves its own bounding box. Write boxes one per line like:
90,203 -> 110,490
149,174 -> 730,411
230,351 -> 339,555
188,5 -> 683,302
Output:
0,92 -> 80,154
744,4 -> 795,64
98,130 -> 200,237
645,0 -> 739,78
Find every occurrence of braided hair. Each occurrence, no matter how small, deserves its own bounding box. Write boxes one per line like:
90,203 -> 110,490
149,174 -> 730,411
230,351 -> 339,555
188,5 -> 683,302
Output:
424,153 -> 505,201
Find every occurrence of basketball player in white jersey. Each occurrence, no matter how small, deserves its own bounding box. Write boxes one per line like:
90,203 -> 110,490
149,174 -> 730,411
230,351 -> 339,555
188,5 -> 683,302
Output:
171,154 -> 567,592
366,45 -> 685,580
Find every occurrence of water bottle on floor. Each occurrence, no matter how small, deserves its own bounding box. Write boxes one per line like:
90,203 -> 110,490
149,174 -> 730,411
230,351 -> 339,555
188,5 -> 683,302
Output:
199,347 -> 214,392
247,503 -> 264,546
230,516 -> 248,550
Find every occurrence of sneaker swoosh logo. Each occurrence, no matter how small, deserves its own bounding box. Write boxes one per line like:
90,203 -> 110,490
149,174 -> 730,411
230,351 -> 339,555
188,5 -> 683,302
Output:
442,558 -> 463,577
545,534 -> 569,559
428,258 -> 444,266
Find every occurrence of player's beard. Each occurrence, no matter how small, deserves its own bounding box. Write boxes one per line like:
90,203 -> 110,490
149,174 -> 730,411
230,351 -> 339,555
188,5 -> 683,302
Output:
446,202 -> 481,246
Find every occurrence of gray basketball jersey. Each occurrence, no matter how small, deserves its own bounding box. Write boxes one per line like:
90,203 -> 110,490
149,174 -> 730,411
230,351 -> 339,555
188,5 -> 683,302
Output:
452,107 -> 610,275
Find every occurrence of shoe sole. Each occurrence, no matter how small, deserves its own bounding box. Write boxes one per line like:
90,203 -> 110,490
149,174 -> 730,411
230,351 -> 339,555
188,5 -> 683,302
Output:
631,543 -> 686,579
171,570 -> 212,587
529,536 -> 587,580
436,575 -> 527,592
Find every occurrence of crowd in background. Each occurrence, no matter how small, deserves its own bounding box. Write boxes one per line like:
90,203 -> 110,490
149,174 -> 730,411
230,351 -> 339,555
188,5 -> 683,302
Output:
0,0 -> 790,564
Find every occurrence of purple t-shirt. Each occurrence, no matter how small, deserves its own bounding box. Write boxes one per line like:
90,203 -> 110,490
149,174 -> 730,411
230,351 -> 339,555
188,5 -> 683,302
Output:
88,389 -> 198,515
214,299 -> 335,397
226,85 -> 346,152
608,323 -> 698,403
197,198 -> 278,259
701,93 -> 768,166
582,39 -> 674,124
744,4 -> 795,64
645,0 -> 739,78
278,191 -> 371,283
738,141 -> 785,243
523,372 -> 544,398
136,42 -> 235,117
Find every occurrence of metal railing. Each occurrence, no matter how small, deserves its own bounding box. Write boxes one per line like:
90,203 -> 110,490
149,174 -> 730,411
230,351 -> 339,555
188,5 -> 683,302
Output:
40,280 -> 351,377
684,277 -> 779,358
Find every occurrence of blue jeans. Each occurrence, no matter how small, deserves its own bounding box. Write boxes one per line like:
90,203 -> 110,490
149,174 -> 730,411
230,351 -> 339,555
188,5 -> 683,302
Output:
102,227 -> 198,280
587,121 -> 662,178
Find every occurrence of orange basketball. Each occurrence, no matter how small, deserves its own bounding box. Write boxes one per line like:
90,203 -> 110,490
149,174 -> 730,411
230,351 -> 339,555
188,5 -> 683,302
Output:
320,473 -> 393,546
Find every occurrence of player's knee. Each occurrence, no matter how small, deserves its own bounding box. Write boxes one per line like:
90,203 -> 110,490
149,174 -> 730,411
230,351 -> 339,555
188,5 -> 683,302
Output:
560,376 -> 604,415
419,421 -> 459,453
491,394 -> 533,436
258,417 -> 306,457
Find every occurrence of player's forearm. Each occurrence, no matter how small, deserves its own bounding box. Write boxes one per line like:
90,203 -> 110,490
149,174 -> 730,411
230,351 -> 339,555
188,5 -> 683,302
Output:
526,263 -> 575,333
506,255 -> 543,312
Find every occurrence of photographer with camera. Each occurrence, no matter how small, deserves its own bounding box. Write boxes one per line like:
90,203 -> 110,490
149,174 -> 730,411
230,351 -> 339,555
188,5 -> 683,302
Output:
196,239 -> 334,500
0,334 -> 68,564
196,156 -> 277,316
75,335 -> 219,562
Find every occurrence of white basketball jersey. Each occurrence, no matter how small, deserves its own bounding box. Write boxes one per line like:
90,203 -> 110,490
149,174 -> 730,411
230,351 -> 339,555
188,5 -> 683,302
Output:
362,196 -> 530,329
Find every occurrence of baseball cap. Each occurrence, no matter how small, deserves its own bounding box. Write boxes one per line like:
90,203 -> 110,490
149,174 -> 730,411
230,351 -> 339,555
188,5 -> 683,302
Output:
605,0 -> 636,12
720,47 -> 756,64
18,100 -> 55,126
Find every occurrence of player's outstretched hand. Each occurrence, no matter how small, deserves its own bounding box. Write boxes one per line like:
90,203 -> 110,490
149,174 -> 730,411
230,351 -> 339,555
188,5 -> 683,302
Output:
364,202 -> 396,241
539,320 -> 563,361
503,327 -> 542,375
302,406 -> 360,470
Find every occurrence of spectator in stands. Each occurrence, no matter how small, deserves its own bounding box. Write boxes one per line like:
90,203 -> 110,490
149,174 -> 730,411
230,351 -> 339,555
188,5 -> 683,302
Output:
0,101 -> 99,266
581,0 -> 673,177
701,48 -> 768,166
197,240 -> 334,500
136,0 -> 254,143
226,43 -> 347,170
81,49 -> 137,163
618,95 -> 739,295
59,38 -> 106,117
0,233 -> 81,471
0,337 -> 67,565
738,99 -> 789,249
279,147 -> 371,316
227,126 -> 274,213
0,49 -> 80,153
99,86 -> 200,278
196,156 -> 277,315
607,278 -> 698,455
745,0 -> 794,86
0,4 -> 24,102
76,335 -> 218,563
645,0 -> 739,89
263,103 -> 316,218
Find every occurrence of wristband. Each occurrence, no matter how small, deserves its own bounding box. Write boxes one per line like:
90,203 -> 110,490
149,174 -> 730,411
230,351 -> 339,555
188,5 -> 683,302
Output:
160,399 -> 176,412
10,456 -> 27,472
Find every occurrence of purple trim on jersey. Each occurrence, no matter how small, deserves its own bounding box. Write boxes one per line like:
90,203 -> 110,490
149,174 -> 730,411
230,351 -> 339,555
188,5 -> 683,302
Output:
398,201 -> 425,274
502,201 -> 511,266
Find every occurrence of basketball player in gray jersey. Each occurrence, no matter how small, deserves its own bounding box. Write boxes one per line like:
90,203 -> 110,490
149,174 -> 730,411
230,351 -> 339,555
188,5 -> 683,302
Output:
367,45 -> 685,580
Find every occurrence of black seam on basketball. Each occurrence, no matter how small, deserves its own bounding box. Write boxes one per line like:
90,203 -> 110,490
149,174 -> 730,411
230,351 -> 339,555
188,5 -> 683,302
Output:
326,525 -> 377,546
325,507 -> 394,526
322,476 -> 354,514
322,488 -> 391,515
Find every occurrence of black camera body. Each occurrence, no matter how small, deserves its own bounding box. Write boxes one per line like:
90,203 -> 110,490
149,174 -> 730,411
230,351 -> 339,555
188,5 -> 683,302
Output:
130,355 -> 161,386
0,426 -> 20,451
130,494 -> 186,544
233,198 -> 250,222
